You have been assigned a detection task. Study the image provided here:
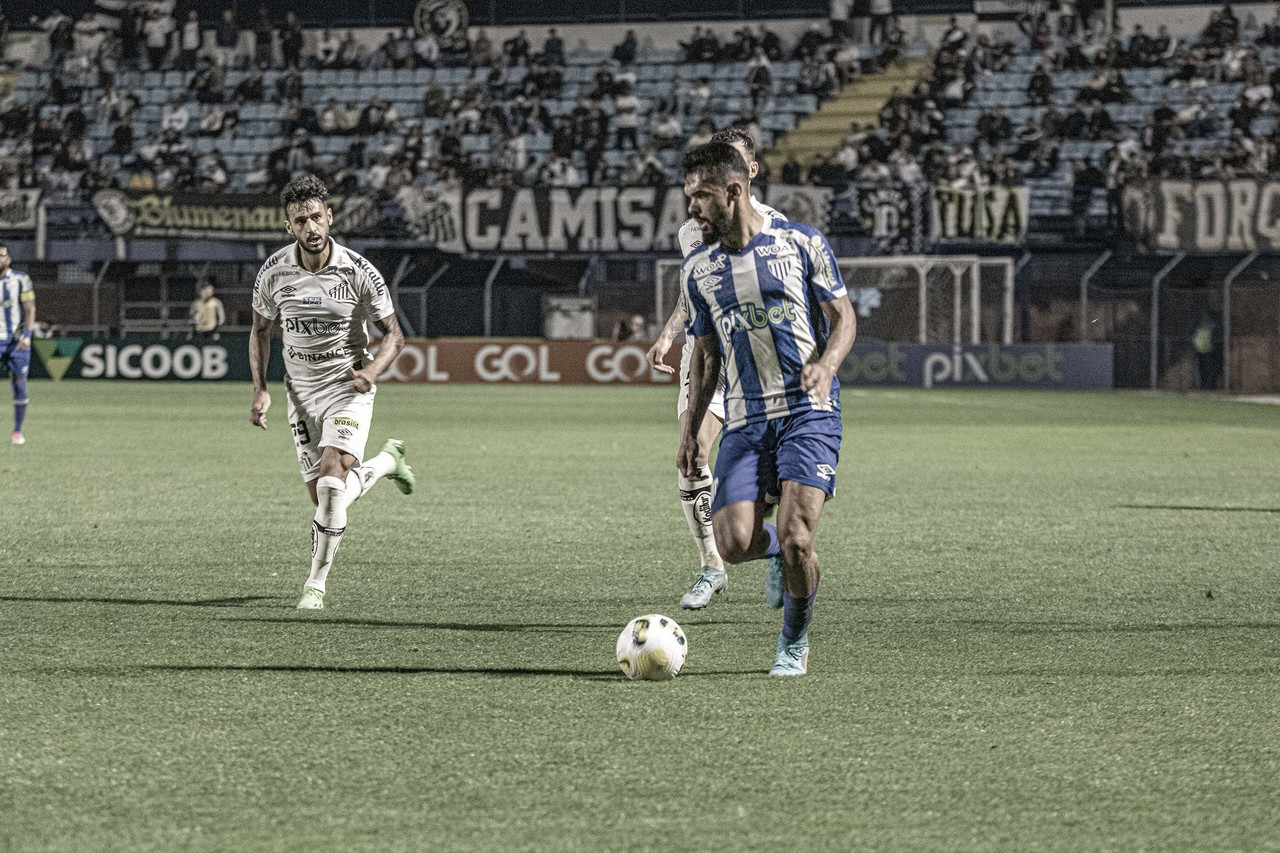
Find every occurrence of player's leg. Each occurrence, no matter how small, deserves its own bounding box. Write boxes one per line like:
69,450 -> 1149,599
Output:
677,407 -> 726,608
7,345 -> 29,444
707,420 -> 784,564
301,444 -> 359,608
768,411 -> 843,676
327,394 -> 415,510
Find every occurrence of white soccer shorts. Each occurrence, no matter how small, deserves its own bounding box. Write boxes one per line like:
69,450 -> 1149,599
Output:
285,379 -> 375,481
676,337 -> 727,423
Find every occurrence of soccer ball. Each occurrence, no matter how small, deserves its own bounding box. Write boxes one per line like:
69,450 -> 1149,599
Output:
616,614 -> 688,681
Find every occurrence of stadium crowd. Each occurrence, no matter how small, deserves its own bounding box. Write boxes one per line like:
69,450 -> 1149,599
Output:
0,3 -> 903,200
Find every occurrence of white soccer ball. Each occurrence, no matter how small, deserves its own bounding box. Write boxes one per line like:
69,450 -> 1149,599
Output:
616,614 -> 688,681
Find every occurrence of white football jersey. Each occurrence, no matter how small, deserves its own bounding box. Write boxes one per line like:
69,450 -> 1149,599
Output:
251,239 -> 394,393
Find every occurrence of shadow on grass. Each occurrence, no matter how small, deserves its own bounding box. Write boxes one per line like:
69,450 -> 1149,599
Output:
952,619 -> 1280,634
64,663 -> 764,679
219,616 -> 757,632
1116,504 -> 1280,513
0,595 -> 281,608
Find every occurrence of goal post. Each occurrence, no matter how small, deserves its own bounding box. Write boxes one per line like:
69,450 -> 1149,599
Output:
655,255 -> 1015,345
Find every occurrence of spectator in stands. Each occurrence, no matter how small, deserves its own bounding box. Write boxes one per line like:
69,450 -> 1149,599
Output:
1027,64 -> 1053,106
339,32 -> 362,69
371,31 -> 397,70
423,80 -> 447,118
162,98 -> 190,134
854,151 -> 891,184
869,0 -> 893,45
976,107 -> 1013,148
757,24 -> 784,61
938,68 -> 971,108
622,148 -> 666,186
1229,93 -> 1257,135
686,117 -> 715,149
551,116 -> 575,160
33,8 -> 72,68
72,12 -> 102,65
189,283 -> 226,339
941,16 -> 968,53
835,136 -> 858,176
470,30 -> 493,68
315,29 -> 340,68
613,30 -> 638,66
235,67 -> 265,102
612,83 -> 639,150
1084,100 -> 1117,141
652,111 -> 683,150
277,68 -> 303,103
251,7 -> 273,68
780,152 -> 802,183
797,52 -> 838,100
215,10 -> 240,69
503,29 -> 531,66
540,153 -> 581,187
413,29 -> 439,68
200,151 -> 229,192
792,24 -> 827,61
582,102 -> 609,184
878,17 -> 907,68
1203,5 -> 1238,49
190,58 -> 224,105
590,62 -> 616,100
687,77 -> 711,119
279,12 -> 303,69
201,100 -> 236,136
177,10 -> 201,71
683,26 -> 721,63
747,48 -> 773,109
143,7 -> 174,70
541,28 -> 564,66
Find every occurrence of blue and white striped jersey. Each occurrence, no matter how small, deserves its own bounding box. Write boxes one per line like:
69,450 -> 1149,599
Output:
682,220 -> 847,432
0,269 -> 34,342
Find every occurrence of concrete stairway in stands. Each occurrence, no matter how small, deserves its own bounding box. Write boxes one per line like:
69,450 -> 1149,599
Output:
765,56 -> 929,171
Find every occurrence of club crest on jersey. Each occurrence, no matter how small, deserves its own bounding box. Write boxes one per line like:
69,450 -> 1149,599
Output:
767,259 -> 795,281
328,282 -> 356,303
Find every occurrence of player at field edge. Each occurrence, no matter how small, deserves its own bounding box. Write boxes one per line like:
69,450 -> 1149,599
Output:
0,243 -> 35,445
678,142 -> 857,676
248,174 -> 417,610
645,128 -> 790,612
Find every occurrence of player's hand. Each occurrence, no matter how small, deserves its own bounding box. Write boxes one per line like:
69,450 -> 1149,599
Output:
677,432 -> 702,480
646,336 -> 676,375
250,389 -> 271,429
801,362 -> 836,408
350,366 -> 377,393
16,337 -> 29,351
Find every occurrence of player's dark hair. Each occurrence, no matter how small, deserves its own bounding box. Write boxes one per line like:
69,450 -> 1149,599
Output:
683,141 -> 750,187
280,174 -> 329,212
710,128 -> 756,161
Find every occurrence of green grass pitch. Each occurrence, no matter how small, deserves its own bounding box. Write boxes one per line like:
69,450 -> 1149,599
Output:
2,383 -> 1278,852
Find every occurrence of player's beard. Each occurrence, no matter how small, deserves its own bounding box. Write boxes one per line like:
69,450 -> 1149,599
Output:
700,201 -> 734,246
298,228 -> 329,259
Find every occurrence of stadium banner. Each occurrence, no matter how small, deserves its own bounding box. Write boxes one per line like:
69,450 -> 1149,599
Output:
28,334 -> 286,381
839,342 -> 1114,389
455,186 -> 691,253
830,182 -> 925,253
375,339 -> 679,384
765,185 -> 833,231
0,189 -> 40,231
88,190 -> 379,241
1120,179 -> 1280,251
931,185 -> 1030,245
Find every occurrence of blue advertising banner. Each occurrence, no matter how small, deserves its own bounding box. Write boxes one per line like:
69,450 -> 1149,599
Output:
839,343 -> 1114,389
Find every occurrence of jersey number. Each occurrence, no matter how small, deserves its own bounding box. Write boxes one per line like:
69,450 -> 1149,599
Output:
291,420 -> 311,447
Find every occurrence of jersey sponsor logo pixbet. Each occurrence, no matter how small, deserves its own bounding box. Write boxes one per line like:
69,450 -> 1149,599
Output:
285,317 -> 349,336
716,301 -> 802,339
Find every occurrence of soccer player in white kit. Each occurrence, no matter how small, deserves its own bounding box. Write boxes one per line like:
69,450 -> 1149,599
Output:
644,129 -> 786,611
248,175 -> 416,611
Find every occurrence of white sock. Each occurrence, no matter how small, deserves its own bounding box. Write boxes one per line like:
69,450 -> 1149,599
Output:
342,451 -> 397,509
678,466 -> 723,571
306,476 -> 347,593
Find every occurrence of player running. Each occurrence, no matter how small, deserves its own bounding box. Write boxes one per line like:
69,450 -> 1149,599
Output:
248,175 -> 416,610
645,128 -> 787,611
0,244 -> 34,445
677,142 -> 857,676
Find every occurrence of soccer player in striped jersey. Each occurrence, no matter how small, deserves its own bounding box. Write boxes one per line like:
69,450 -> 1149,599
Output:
0,244 -> 35,445
677,142 -> 857,676
645,128 -> 787,611
248,175 -> 416,610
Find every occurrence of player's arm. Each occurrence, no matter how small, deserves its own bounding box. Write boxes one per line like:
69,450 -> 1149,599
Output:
351,312 -> 404,393
18,281 -> 34,350
249,309 -> 273,429
644,303 -> 684,374
799,231 -> 857,407
678,332 -> 721,478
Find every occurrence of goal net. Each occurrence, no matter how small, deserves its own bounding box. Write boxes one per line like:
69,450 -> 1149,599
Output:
655,255 -> 1015,345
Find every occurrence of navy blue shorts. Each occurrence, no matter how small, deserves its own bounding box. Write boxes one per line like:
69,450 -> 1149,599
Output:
711,409 -> 842,513
0,340 -> 29,381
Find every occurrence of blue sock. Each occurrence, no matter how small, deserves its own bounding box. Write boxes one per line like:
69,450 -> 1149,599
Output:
12,378 -> 26,433
763,523 -> 781,558
781,582 -> 817,643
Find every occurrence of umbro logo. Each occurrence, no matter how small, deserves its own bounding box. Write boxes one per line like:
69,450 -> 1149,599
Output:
279,285 -> 297,296
701,274 -> 725,290
815,464 -> 835,481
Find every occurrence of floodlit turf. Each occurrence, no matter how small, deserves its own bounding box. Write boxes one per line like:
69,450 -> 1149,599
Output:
2,383 -> 1278,852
